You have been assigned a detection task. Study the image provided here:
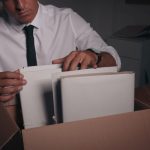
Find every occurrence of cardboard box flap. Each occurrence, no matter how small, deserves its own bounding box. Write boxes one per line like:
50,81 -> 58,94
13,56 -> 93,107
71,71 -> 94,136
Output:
22,109 -> 150,150
135,85 -> 150,107
0,104 -> 19,149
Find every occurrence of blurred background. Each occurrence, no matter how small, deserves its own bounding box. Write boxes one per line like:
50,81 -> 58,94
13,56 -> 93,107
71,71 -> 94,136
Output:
39,0 -> 150,40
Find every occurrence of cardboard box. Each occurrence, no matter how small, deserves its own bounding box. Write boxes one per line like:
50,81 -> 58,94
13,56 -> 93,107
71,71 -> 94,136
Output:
135,85 -> 150,110
0,104 -> 150,150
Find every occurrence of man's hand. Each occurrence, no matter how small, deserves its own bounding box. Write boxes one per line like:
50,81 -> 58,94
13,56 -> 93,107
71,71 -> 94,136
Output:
97,52 -> 116,67
52,50 -> 98,71
0,71 -> 27,102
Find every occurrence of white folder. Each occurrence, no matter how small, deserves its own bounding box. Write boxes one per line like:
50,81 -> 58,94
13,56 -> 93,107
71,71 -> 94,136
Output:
20,65 -> 134,128
60,72 -> 135,122
20,65 -> 118,128
52,66 -> 118,123
20,64 -> 61,129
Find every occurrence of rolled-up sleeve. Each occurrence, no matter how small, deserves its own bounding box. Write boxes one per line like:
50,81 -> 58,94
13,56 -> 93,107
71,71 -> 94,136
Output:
69,10 -> 121,70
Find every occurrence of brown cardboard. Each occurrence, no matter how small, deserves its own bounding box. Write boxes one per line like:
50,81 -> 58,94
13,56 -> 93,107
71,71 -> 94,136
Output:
5,105 -> 17,122
135,85 -> 150,110
22,109 -> 150,150
0,103 -> 19,149
1,103 -> 150,150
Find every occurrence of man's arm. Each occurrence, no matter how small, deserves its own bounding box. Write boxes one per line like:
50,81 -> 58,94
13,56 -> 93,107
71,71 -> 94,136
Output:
52,50 -> 97,71
53,9 -> 120,71
52,50 -> 116,71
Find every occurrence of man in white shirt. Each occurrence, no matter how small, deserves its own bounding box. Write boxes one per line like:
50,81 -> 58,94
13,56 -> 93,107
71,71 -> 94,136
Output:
0,0 -> 121,103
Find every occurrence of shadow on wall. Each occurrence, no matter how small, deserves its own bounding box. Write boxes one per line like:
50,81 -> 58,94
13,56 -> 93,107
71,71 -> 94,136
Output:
0,2 -> 2,10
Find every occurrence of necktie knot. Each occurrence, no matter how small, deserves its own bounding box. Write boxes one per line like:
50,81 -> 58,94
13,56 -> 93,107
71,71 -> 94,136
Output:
24,25 -> 34,36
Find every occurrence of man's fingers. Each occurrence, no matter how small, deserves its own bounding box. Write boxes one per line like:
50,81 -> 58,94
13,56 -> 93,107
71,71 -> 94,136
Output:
15,69 -> 20,73
92,64 -> 98,69
0,79 -> 27,87
80,59 -> 89,70
0,94 -> 16,103
0,71 -> 23,79
0,71 -> 26,103
75,51 -> 97,70
90,58 -> 97,69
0,86 -> 23,95
69,55 -> 83,71
63,51 -> 77,71
52,52 -> 78,71
52,50 -> 98,71
64,50 -> 97,71
52,57 -> 65,64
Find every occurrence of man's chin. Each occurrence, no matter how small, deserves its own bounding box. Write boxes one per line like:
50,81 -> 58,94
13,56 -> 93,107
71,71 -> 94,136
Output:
16,17 -> 32,24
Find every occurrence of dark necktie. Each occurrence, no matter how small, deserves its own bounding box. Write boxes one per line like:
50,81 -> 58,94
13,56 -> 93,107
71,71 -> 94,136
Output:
24,25 -> 37,66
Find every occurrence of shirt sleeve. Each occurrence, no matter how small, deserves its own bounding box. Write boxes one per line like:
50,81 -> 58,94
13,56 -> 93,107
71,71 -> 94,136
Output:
69,10 -> 121,70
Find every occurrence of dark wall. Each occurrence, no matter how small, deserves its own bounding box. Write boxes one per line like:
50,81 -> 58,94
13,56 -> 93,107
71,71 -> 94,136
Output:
39,0 -> 114,39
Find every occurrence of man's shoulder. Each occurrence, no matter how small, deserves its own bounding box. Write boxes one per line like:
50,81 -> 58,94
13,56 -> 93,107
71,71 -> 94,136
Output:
40,3 -> 74,17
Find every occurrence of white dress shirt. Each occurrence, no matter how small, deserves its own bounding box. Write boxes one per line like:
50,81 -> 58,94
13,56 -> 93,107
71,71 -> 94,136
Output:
0,3 -> 121,72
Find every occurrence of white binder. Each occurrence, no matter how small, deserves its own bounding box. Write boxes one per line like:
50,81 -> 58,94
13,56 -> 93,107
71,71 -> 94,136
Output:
60,72 -> 135,122
52,66 -> 118,123
20,64 -> 61,129
20,65 -> 134,129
